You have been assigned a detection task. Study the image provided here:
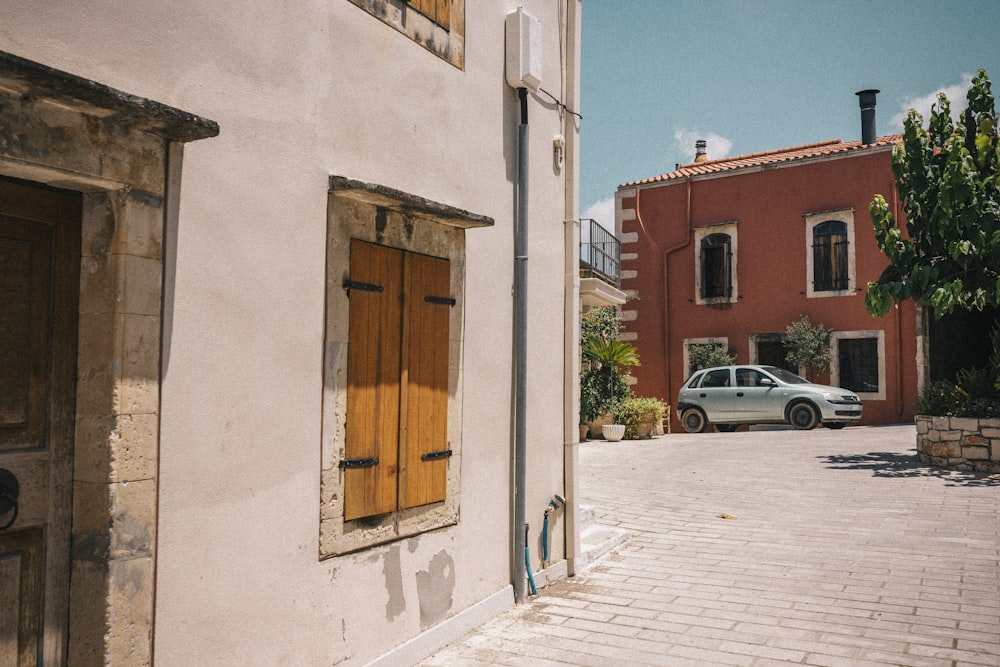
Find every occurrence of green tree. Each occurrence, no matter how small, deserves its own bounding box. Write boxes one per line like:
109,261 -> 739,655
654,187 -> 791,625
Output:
866,69 -> 1000,318
784,315 -> 832,380
687,343 -> 735,375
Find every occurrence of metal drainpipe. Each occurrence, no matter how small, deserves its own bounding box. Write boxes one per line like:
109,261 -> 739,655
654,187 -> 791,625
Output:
562,0 -> 582,578
513,85 -> 529,604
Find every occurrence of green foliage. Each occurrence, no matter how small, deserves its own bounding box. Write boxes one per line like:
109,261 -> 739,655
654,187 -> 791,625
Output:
581,306 -> 623,357
916,380 -> 1000,418
784,315 -> 832,380
687,343 -> 735,374
582,337 -> 640,368
916,321 -> 1000,417
580,366 -> 630,423
579,306 -> 639,423
866,69 -> 1000,319
612,397 -> 668,439
915,381 -> 968,416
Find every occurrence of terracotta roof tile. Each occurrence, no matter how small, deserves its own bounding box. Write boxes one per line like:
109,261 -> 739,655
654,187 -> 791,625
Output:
620,134 -> 903,188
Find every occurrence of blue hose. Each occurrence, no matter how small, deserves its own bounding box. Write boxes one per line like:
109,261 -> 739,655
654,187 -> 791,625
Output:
524,524 -> 537,596
542,514 -> 549,564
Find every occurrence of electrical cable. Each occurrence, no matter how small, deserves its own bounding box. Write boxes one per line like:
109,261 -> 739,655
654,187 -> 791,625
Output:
538,87 -> 582,120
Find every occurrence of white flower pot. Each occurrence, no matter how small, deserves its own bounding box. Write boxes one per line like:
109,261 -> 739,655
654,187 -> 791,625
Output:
602,424 -> 625,442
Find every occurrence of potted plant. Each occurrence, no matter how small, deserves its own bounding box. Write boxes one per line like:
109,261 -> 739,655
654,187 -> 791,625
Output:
579,306 -> 640,438
581,337 -> 639,438
613,397 -> 668,439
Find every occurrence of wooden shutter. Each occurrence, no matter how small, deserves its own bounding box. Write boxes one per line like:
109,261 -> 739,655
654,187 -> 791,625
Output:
407,0 -> 451,30
344,240 -> 403,520
399,252 -> 451,510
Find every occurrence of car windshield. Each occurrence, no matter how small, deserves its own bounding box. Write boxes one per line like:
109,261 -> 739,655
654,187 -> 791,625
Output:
761,366 -> 810,384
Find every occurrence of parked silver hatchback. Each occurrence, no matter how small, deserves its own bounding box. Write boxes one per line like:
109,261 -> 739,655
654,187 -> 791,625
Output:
677,365 -> 863,433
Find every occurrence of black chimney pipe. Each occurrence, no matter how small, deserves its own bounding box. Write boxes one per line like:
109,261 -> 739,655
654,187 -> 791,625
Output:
855,89 -> 879,145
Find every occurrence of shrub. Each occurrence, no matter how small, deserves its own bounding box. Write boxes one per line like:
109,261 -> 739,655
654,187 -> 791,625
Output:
915,380 -> 966,416
613,397 -> 667,439
916,378 -> 1000,418
580,366 -> 630,422
687,343 -> 735,374
785,315 -> 832,380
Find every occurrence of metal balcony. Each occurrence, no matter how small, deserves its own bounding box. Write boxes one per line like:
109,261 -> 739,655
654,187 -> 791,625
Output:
579,218 -> 626,307
580,218 -> 620,286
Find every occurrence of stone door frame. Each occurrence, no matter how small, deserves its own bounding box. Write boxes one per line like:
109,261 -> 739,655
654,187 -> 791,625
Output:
0,51 -> 217,664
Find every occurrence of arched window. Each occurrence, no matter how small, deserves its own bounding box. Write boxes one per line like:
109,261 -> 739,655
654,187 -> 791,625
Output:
812,220 -> 848,291
700,233 -> 732,299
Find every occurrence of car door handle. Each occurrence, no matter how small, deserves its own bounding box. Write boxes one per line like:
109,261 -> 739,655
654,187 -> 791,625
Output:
736,392 -> 744,397
699,393 -> 706,397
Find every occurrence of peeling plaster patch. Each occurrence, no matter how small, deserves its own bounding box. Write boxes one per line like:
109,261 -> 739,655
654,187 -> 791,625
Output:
407,535 -> 419,554
383,545 -> 405,620
416,550 -> 455,629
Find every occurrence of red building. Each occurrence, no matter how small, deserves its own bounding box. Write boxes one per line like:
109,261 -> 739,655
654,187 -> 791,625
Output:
615,131 -> 918,431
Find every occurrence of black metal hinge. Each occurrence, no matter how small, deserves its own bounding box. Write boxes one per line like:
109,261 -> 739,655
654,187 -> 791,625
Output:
421,449 -> 452,461
338,457 -> 379,469
343,279 -> 383,293
424,296 -> 456,306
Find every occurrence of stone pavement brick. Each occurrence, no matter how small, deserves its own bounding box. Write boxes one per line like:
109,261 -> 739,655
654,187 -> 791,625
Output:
418,426 -> 1000,667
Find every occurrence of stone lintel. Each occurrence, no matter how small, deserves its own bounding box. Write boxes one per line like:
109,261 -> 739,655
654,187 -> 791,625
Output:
329,175 -> 494,229
0,50 -> 218,142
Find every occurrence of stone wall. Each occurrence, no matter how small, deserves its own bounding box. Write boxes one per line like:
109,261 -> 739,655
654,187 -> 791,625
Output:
916,415 -> 1000,473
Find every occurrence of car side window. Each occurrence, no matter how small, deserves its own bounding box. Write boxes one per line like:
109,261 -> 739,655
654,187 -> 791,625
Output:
737,368 -> 768,387
701,369 -> 731,387
686,371 -> 705,388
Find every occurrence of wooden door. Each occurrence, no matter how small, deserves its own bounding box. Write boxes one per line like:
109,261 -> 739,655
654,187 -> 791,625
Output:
0,178 -> 80,667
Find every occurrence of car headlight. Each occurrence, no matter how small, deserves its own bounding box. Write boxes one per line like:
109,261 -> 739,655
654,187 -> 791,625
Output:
821,392 -> 841,401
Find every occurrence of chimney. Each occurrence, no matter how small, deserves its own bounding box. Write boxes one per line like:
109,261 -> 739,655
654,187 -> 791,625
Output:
855,89 -> 879,145
694,139 -> 708,164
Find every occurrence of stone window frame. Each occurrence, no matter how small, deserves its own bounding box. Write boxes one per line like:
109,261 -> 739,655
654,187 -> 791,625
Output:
345,0 -> 465,69
804,209 -> 856,298
693,222 -> 738,306
320,176 -> 492,557
830,329 -> 886,401
682,336 -> 729,379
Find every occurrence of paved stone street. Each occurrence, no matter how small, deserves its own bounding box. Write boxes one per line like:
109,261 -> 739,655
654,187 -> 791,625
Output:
419,425 -> 1000,666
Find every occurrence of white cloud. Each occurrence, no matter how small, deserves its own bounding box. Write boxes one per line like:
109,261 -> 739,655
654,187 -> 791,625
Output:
582,196 -> 615,232
889,73 -> 974,132
673,129 -> 734,163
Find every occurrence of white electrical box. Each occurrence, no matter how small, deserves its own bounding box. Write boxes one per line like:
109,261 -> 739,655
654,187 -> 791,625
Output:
505,8 -> 542,91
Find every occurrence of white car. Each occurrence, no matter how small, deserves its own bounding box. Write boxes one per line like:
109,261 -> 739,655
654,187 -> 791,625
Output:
677,365 -> 863,433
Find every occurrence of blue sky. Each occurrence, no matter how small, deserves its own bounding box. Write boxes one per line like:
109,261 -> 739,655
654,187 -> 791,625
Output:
579,0 -> 1000,228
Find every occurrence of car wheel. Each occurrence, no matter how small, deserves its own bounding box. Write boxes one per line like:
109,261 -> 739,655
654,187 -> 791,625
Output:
789,402 -> 819,430
715,424 -> 738,432
824,422 -> 846,430
681,408 -> 708,433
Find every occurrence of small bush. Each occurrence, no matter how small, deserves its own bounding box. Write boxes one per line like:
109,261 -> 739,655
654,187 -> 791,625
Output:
687,344 -> 735,374
915,380 -> 966,416
916,378 -> 1000,418
613,397 -> 667,439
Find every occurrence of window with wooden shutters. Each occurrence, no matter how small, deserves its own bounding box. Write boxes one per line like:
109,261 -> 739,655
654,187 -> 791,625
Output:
812,221 -> 849,291
405,0 -> 451,30
693,223 -> 738,305
343,240 -> 451,521
700,233 -> 732,299
345,0 -> 464,69
804,210 -> 855,298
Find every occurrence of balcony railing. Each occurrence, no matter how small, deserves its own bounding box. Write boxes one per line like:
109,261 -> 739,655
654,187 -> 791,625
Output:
580,218 -> 620,287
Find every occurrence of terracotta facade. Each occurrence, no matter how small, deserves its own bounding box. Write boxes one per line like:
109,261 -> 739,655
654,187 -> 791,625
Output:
616,139 -> 919,431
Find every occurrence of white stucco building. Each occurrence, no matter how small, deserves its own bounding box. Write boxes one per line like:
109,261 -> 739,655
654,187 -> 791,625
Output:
0,2 -> 585,663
